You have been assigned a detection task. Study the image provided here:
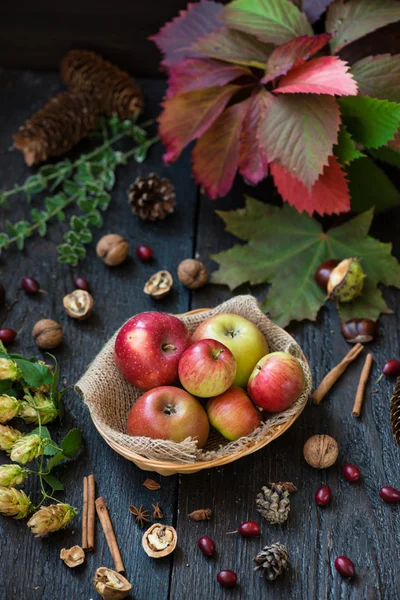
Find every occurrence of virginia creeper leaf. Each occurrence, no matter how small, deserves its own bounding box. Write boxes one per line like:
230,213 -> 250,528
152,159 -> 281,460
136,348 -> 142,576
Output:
167,58 -> 252,97
271,155 -> 350,215
222,0 -> 313,44
369,146 -> 400,168
274,57 -> 358,96
149,0 -> 223,68
211,198 -> 400,326
158,85 -> 241,164
351,54 -> 400,103
239,89 -> 273,184
346,156 -> 400,212
192,28 -> 272,69
291,0 -> 334,23
340,96 -> 400,149
326,0 -> 400,53
260,94 -> 340,188
334,125 -> 365,165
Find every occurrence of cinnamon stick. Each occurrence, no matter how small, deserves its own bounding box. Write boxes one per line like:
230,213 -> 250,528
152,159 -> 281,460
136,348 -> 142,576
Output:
87,474 -> 96,551
95,496 -> 125,573
312,343 -> 364,404
352,353 -> 373,417
82,476 -> 88,550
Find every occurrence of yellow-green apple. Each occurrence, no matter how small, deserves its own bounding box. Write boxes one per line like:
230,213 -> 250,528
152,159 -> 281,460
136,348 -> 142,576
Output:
127,386 -> 209,447
206,387 -> 262,441
178,339 -> 236,398
114,312 -> 191,390
248,352 -> 304,412
192,314 -> 268,387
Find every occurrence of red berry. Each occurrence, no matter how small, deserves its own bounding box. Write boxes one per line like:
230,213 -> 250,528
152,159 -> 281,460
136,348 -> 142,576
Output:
382,359 -> 400,378
136,245 -> 153,261
334,556 -> 355,578
237,521 -> 260,537
0,284 -> 5,307
21,277 -> 40,295
379,486 -> 400,503
315,485 -> 331,506
198,536 -> 215,557
217,570 -> 237,588
342,464 -> 361,482
0,328 -> 16,344
73,276 -> 90,291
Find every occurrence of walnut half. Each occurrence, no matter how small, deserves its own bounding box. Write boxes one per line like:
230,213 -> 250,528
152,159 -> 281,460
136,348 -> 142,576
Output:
142,523 -> 177,558
93,567 -> 132,600
144,270 -> 173,299
60,545 -> 85,568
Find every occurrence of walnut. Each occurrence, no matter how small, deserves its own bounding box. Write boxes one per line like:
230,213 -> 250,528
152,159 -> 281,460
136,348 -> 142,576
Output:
60,545 -> 85,568
303,434 -> 339,469
96,234 -> 129,266
93,568 -> 132,600
144,270 -> 173,299
177,259 -> 208,289
63,289 -> 94,320
142,523 -> 177,558
32,319 -> 63,349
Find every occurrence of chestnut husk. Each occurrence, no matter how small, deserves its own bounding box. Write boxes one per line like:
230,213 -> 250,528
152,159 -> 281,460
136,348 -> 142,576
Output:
341,318 -> 377,344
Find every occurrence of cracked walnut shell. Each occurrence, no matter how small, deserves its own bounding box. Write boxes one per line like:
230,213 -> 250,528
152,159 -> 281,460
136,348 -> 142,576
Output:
144,270 -> 173,299
63,289 -> 94,320
96,234 -> 129,266
60,545 -> 85,568
303,434 -> 338,469
177,259 -> 208,289
142,523 -> 177,558
93,568 -> 132,600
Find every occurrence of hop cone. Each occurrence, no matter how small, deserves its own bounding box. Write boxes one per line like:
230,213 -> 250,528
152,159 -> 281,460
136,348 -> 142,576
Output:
0,464 -> 28,487
0,486 -> 32,519
0,359 -> 21,381
0,395 -> 21,424
0,424 -> 23,451
28,503 -> 77,537
20,393 -> 58,425
10,434 -> 45,464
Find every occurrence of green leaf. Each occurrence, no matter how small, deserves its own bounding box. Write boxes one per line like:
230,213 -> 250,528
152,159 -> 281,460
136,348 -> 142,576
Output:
85,210 -> 103,228
211,197 -> 400,326
0,233 -> 9,249
13,359 -> 53,388
63,180 -> 80,196
47,451 -> 66,471
31,425 -> 51,440
347,156 -> 400,212
0,380 -> 12,394
351,54 -> 400,103
25,174 -> 46,194
43,443 -> 60,456
71,243 -> 86,260
369,146 -> 400,168
340,96 -> 400,149
222,0 -> 313,44
96,192 -> 111,210
61,428 -> 82,459
70,216 -> 87,232
326,0 -> 400,53
334,125 -> 365,165
42,473 -> 64,491
102,170 -> 116,190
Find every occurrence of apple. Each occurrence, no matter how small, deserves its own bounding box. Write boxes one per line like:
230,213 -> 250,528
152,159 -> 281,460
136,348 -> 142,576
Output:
192,314 -> 268,387
114,312 -> 191,390
178,339 -> 236,398
206,386 -> 262,441
248,352 -> 304,412
127,386 -> 209,447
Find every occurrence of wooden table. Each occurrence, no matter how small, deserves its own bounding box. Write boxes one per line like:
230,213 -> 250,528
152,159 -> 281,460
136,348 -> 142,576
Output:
0,71 -> 399,600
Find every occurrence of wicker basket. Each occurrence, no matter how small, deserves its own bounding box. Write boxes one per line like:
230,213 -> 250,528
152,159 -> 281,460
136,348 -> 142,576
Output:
77,297 -> 312,476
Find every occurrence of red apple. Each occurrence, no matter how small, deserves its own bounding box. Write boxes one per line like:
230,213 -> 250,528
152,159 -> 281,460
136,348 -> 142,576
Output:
178,339 -> 236,398
248,352 -> 304,412
127,386 -> 209,447
114,312 -> 191,390
206,387 -> 262,441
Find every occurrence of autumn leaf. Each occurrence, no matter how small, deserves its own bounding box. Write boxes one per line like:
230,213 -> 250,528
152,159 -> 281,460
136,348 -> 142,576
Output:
334,125 -> 365,166
340,96 -> 400,149
274,57 -> 358,96
291,0 -> 334,23
167,58 -> 252,97
346,157 -> 400,213
350,54 -> 400,103
239,89 -> 272,184
211,197 -> 400,326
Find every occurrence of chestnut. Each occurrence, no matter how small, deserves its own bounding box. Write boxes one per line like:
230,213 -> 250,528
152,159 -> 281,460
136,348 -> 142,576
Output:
341,318 -> 377,344
314,259 -> 340,292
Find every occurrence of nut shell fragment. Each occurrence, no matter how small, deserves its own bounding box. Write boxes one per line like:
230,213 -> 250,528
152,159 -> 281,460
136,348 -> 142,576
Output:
93,567 -> 132,600
303,434 -> 338,469
142,523 -> 177,558
63,289 -> 94,320
60,545 -> 85,568
32,319 -> 63,349
144,270 -> 173,299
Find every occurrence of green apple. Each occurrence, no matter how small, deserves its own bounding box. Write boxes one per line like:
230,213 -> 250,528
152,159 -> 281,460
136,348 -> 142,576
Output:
192,313 -> 268,387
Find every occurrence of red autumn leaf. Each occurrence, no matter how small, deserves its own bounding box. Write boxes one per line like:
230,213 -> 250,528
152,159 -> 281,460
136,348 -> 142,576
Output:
262,33 -> 332,84
158,85 -> 241,164
192,100 -> 249,199
274,56 -> 358,96
271,155 -> 350,216
351,54 -> 400,103
150,0 -> 223,68
167,58 -> 252,97
239,89 -> 273,185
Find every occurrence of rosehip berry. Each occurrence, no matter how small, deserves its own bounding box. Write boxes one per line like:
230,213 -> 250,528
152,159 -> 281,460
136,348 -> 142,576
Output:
73,276 -> 90,291
217,570 -> 237,588
237,521 -> 260,537
21,277 -> 40,295
0,284 -> 5,307
315,485 -> 331,506
136,245 -> 153,261
382,359 -> 400,378
334,556 -> 355,578
379,486 -> 400,503
198,536 -> 215,557
342,464 -> 361,482
0,328 -> 16,344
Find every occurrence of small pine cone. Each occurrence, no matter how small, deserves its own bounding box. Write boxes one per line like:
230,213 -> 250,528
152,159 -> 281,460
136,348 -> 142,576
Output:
390,377 -> 400,446
256,483 -> 291,525
13,92 -> 99,166
60,50 -> 144,119
254,542 -> 289,580
128,173 -> 176,221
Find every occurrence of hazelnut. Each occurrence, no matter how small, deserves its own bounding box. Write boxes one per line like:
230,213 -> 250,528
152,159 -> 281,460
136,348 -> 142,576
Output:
32,319 -> 63,349
144,270 -> 173,299
341,318 -> 377,344
303,434 -> 339,469
177,259 -> 208,289
96,234 -> 129,266
63,289 -> 94,320
93,567 -> 132,600
60,545 -> 85,568
142,523 -> 177,558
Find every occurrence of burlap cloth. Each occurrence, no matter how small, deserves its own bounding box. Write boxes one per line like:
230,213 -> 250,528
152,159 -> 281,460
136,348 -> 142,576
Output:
76,295 -> 312,464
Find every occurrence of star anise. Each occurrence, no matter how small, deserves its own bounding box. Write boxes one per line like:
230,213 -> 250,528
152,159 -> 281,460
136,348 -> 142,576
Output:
129,504 -> 150,527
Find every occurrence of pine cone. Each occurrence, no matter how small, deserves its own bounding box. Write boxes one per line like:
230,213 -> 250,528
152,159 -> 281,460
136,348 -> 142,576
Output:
128,173 -> 176,221
390,376 -> 400,445
254,542 -> 289,580
256,483 -> 291,525
61,50 -> 144,119
13,92 -> 99,166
